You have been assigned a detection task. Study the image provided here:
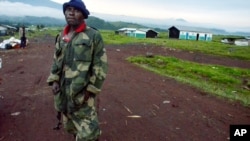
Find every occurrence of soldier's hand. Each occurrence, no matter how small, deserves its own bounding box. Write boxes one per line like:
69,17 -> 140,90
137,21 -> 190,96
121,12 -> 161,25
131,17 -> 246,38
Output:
52,81 -> 60,95
83,91 -> 90,102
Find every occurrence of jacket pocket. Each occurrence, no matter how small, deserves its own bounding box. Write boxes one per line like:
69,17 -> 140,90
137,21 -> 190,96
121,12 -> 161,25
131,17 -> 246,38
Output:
73,39 -> 92,62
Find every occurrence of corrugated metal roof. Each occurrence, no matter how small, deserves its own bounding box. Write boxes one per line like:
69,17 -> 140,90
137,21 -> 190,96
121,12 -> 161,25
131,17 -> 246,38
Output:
0,26 -> 7,30
1,25 -> 16,30
117,28 -> 136,31
170,26 -> 212,33
138,28 -> 159,33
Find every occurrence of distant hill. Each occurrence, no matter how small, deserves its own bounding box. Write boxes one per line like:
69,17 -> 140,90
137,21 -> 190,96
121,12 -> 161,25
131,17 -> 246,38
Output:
86,17 -> 156,31
0,15 -> 65,26
0,15 -> 154,31
0,15 -> 249,36
1,0 -> 250,36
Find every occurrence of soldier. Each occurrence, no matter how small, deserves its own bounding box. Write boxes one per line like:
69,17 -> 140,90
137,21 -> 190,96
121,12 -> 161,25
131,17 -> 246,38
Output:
47,0 -> 108,140
20,26 -> 26,49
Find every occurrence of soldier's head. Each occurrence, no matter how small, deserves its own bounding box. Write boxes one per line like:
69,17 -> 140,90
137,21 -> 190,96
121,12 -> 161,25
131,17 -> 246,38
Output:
63,0 -> 89,26
63,0 -> 90,18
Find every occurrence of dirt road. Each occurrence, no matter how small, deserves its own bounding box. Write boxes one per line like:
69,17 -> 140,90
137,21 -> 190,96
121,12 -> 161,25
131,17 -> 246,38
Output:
0,37 -> 249,141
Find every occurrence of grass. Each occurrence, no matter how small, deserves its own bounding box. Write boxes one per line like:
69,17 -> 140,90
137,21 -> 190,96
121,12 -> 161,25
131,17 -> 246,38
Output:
101,30 -> 250,106
127,55 -> 250,106
102,30 -> 250,60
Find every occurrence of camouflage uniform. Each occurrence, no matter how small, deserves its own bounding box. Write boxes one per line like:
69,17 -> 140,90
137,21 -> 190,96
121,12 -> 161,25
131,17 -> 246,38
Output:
47,26 -> 108,141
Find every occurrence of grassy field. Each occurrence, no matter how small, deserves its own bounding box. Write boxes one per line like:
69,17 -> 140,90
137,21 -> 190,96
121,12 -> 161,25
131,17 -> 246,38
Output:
102,30 -> 250,60
127,55 -> 250,106
3,29 -> 250,105
101,30 -> 250,106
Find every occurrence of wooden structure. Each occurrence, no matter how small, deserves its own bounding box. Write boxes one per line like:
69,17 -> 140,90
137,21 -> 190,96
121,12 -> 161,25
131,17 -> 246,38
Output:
168,26 -> 213,41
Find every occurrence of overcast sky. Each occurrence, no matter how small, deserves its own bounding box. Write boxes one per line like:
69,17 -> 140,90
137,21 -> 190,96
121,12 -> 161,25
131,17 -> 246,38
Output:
51,0 -> 250,27
0,1 -> 63,18
0,0 -> 249,32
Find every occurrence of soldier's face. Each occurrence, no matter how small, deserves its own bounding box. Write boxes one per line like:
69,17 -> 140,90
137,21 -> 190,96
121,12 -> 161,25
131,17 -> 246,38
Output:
64,6 -> 85,26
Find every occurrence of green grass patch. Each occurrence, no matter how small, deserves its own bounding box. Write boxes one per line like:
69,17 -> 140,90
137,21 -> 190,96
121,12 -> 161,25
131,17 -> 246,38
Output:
127,55 -> 250,106
102,30 -> 250,60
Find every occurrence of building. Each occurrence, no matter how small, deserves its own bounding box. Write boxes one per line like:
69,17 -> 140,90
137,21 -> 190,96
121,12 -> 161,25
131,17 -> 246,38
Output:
168,26 -> 213,41
115,28 -> 145,38
138,28 -> 158,38
0,26 -> 7,36
0,25 -> 17,36
116,28 -> 136,35
221,37 -> 250,46
116,28 -> 158,38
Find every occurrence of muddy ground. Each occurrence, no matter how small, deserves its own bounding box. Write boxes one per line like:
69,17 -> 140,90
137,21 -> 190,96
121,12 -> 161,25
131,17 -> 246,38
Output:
0,36 -> 249,141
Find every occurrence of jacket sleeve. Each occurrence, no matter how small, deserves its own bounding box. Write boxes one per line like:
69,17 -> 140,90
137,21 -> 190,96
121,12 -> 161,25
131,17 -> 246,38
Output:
86,31 -> 108,94
47,34 -> 63,86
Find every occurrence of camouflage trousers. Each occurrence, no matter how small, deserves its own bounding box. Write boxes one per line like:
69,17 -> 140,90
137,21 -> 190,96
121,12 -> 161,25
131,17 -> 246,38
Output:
62,97 -> 101,141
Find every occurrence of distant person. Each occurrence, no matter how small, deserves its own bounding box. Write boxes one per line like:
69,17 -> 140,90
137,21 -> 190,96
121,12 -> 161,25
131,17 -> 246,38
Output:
46,0 -> 108,140
20,26 -> 26,49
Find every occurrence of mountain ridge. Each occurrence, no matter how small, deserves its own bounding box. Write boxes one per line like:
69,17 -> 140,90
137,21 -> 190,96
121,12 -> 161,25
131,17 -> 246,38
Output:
0,0 -> 249,36
1,15 -> 250,36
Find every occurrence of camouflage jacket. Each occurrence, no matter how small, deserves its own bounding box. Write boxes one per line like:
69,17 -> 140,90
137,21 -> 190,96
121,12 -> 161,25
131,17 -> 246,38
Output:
47,26 -> 108,97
